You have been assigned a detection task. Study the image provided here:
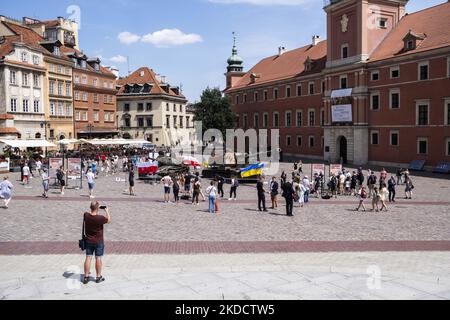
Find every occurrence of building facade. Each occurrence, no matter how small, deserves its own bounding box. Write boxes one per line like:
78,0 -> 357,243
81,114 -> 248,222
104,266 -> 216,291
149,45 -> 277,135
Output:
65,49 -> 118,139
0,17 -> 75,142
0,32 -> 46,139
225,0 -> 450,168
117,67 -> 195,147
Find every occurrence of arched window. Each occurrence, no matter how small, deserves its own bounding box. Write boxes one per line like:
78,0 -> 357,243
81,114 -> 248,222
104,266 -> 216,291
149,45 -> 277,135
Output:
59,135 -> 65,141
35,133 -> 42,139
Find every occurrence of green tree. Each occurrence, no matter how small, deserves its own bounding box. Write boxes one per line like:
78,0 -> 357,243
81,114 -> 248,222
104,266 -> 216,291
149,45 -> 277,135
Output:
193,87 -> 238,137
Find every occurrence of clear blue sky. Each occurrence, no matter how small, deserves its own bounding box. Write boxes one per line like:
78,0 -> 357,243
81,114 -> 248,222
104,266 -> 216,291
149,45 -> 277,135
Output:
1,0 -> 445,102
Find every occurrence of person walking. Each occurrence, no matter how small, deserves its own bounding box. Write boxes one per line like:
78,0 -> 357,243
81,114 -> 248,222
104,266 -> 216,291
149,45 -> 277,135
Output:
302,176 -> 310,203
173,176 -> 180,204
161,175 -> 173,203
57,166 -> 66,195
82,201 -> 111,285
388,176 -> 396,202
217,175 -> 225,198
192,178 -> 201,205
41,168 -> 50,198
355,186 -> 368,212
367,171 -> 377,198
281,181 -> 295,217
36,158 -> 42,176
269,177 -> 279,209
28,158 -> 35,178
256,176 -> 268,212
280,171 -> 287,186
298,181 -> 307,208
229,176 -> 239,201
404,175 -> 414,199
128,166 -> 135,196
371,187 -> 381,212
22,163 -> 30,185
86,169 -> 96,199
0,177 -> 13,208
379,181 -> 388,212
298,160 -> 303,174
206,181 -> 218,214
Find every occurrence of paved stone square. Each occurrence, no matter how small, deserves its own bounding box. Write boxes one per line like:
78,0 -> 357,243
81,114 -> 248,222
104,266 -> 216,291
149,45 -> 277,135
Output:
0,163 -> 449,300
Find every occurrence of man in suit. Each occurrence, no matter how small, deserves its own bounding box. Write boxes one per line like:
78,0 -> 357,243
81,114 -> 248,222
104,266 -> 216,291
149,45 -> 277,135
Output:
282,181 -> 295,217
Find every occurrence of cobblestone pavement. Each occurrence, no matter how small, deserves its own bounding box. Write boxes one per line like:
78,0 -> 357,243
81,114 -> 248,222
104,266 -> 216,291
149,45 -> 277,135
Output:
0,164 -> 449,242
1,252 -> 450,300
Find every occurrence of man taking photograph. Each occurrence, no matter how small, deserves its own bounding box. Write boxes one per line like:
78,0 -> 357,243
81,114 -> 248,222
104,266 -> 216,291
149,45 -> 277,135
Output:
83,201 -> 111,284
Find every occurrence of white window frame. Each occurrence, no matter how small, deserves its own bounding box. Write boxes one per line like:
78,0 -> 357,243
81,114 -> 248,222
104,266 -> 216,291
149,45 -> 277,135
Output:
83,92 -> 88,102
66,104 -> 72,117
447,57 -> 450,78
370,130 -> 380,145
308,81 -> 315,95
94,111 -> 99,122
75,111 -> 81,121
389,88 -> 401,109
57,82 -> 63,96
33,74 -> 40,88
263,112 -> 269,128
285,85 -> 291,98
286,135 -> 291,147
23,99 -> 29,112
74,75 -> 80,84
50,102 -> 56,116
445,99 -> 450,126
57,65 -> 62,74
418,61 -> 429,81
446,137 -> 450,156
273,88 -> 278,100
308,108 -> 315,127
10,70 -> 17,85
371,70 -> 379,81
390,130 -> 399,147
296,84 -> 302,97
82,111 -> 88,121
378,17 -> 388,29
49,80 -> 55,95
417,137 -> 428,155
66,83 -> 71,96
32,55 -> 39,65
21,51 -> 28,63
57,102 -> 64,116
296,135 -> 302,147
341,43 -> 349,59
82,76 -> 87,85
285,110 -> 292,127
254,113 -> 259,127
93,78 -> 98,86
296,110 -> 303,127
33,100 -> 40,113
390,66 -> 400,79
273,112 -> 279,127
339,74 -> 348,89
309,135 -> 315,148
10,98 -> 17,112
22,72 -> 29,86
416,100 -> 430,126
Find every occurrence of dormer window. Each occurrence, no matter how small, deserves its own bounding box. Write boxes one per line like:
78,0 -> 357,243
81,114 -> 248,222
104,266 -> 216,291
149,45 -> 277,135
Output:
304,57 -> 313,72
81,60 -> 87,69
94,63 -> 100,71
403,30 -> 425,52
53,46 -> 60,56
21,52 -> 28,62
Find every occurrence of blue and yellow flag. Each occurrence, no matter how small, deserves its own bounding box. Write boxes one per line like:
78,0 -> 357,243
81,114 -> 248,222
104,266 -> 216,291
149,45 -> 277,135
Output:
240,163 -> 264,178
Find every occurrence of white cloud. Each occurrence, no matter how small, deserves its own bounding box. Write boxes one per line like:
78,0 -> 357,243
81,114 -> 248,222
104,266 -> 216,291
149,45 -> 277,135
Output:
118,31 -> 141,45
141,29 -> 203,48
208,0 -> 312,5
109,55 -> 128,63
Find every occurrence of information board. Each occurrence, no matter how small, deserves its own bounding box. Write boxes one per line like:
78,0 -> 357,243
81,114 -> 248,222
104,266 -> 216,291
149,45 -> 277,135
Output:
331,104 -> 353,123
49,158 -> 63,179
330,164 -> 343,176
311,164 -> 325,177
67,158 -> 82,179
0,158 -> 10,174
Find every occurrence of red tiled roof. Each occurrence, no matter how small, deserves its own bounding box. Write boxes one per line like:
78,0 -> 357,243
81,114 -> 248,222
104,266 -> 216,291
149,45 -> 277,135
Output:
0,35 -> 19,58
60,46 -> 115,77
229,40 -> 327,91
370,2 -> 450,62
2,21 -> 72,61
117,67 -> 185,98
0,127 -> 20,134
0,114 -> 15,120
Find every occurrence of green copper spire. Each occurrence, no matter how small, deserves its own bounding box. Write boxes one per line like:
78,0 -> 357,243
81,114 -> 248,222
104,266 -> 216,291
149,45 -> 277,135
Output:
227,32 -> 244,73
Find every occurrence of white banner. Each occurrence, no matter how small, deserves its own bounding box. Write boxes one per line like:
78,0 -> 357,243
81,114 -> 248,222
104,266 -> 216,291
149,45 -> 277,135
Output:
331,104 -> 353,122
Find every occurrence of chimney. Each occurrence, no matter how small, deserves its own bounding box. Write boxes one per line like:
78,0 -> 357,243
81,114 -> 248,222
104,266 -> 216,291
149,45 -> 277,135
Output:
278,46 -> 287,56
312,35 -> 320,46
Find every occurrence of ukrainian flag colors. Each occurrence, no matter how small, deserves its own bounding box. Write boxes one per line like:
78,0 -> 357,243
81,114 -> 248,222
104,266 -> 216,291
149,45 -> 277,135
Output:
240,163 -> 264,178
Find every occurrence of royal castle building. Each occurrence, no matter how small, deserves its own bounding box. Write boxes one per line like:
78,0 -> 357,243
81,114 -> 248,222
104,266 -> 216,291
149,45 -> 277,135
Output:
225,0 -> 450,169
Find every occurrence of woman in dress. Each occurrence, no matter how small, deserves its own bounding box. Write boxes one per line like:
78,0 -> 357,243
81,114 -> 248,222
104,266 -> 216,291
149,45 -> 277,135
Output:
0,176 -> 13,208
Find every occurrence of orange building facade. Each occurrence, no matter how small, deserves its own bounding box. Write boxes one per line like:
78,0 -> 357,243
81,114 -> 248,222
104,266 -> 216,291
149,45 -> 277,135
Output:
225,0 -> 450,169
